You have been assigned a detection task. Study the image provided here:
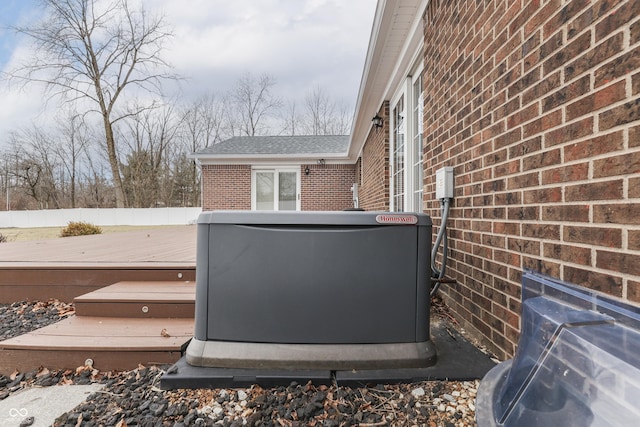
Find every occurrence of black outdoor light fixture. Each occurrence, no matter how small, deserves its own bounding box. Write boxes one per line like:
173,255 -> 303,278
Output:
304,166 -> 310,176
317,159 -> 325,166
372,114 -> 383,129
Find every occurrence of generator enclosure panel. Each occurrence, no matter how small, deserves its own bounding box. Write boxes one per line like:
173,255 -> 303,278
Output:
187,210 -> 436,370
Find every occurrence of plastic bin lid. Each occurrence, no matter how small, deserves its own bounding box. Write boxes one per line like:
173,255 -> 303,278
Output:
484,272 -> 640,426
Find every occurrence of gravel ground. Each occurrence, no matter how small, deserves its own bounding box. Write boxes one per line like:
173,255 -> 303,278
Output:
1,300 -> 482,426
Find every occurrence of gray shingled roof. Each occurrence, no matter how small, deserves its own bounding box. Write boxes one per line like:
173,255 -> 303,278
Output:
193,135 -> 350,157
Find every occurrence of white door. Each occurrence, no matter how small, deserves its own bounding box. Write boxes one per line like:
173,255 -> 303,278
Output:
252,168 -> 300,211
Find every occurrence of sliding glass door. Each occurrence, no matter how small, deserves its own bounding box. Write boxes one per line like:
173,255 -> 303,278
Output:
253,168 -> 300,211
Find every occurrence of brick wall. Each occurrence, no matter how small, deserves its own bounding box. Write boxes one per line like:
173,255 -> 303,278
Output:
201,165 -> 251,211
300,164 -> 357,211
201,164 -> 355,212
423,0 -> 640,359
360,103 -> 391,211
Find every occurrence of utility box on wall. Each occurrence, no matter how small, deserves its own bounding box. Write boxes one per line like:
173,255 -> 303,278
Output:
187,210 -> 436,371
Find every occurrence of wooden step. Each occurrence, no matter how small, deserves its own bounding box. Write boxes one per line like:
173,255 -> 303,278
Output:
74,281 -> 196,318
0,316 -> 194,375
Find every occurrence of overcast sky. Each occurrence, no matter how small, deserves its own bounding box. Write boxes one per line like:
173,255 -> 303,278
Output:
0,0 -> 376,145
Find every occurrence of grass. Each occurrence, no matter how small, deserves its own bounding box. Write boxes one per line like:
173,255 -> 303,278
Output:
0,225 -> 175,242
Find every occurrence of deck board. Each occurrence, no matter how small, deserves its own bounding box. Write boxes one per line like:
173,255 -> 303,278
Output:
0,316 -> 193,340
75,281 -> 196,302
0,226 -> 197,264
79,281 -> 196,294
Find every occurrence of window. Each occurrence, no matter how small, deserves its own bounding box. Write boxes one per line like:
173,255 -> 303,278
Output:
390,67 -> 424,212
412,74 -> 424,211
252,168 -> 300,211
392,95 -> 406,212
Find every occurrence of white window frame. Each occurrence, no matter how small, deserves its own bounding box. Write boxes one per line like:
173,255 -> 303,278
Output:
411,72 -> 424,212
391,92 -> 406,212
389,62 -> 424,213
251,167 -> 301,211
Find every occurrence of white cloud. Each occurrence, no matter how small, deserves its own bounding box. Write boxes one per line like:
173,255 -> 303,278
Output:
156,0 -> 375,101
0,0 -> 376,145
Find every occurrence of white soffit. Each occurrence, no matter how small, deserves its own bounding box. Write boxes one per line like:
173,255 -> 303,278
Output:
348,0 -> 427,160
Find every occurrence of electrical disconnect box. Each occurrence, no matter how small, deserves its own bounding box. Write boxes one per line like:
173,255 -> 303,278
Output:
435,166 -> 454,199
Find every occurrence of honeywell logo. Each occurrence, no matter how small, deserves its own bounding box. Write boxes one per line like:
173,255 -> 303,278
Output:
375,214 -> 418,225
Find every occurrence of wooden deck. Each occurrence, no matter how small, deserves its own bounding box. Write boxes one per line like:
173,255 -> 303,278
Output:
0,281 -> 196,375
0,226 -> 197,303
0,226 -> 199,374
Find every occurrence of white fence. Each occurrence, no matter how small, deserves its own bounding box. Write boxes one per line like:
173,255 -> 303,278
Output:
0,207 -> 203,228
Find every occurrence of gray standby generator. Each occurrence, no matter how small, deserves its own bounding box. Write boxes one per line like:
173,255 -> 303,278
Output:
186,210 -> 436,371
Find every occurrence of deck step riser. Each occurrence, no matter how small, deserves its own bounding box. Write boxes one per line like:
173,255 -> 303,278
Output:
0,349 -> 184,374
0,269 -> 195,303
75,302 -> 195,318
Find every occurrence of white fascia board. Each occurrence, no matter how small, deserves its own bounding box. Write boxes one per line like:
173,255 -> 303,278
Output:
194,153 -> 352,166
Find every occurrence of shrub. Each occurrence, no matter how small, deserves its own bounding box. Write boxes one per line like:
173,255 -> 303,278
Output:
0,233 -> 7,243
60,221 -> 103,237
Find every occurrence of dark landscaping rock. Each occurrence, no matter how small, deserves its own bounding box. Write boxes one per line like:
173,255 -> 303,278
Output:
1,300 -> 480,426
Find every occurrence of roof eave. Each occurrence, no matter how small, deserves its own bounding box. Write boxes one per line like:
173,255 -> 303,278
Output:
191,152 -> 353,166
348,0 -> 427,161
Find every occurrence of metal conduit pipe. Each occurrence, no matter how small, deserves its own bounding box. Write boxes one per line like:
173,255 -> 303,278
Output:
431,197 -> 451,297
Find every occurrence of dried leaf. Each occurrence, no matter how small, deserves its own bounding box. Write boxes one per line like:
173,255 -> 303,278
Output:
115,419 -> 127,427
160,328 -> 170,338
10,370 -> 19,381
91,369 -> 100,380
74,413 -> 83,427
36,367 -> 50,378
58,307 -> 76,317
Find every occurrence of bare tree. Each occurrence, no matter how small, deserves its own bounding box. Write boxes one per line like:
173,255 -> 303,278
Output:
119,103 -> 181,207
7,0 -> 176,207
78,145 -> 114,208
231,72 -> 282,136
302,86 -> 351,135
180,93 -> 226,206
279,100 -> 299,136
56,113 -> 90,208
188,93 -> 226,148
7,128 -> 61,209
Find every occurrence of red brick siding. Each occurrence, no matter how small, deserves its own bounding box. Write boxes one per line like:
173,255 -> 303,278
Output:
201,164 -> 355,212
301,164 -> 357,211
360,103 -> 390,211
201,165 -> 251,211
423,0 -> 640,360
